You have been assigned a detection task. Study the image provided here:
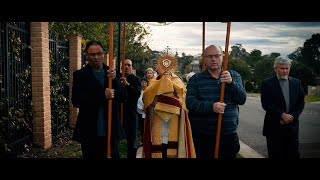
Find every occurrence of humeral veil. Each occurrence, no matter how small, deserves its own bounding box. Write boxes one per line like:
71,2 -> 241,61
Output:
142,56 -> 196,158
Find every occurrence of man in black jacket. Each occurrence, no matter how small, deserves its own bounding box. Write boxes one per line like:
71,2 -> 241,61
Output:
72,40 -> 126,158
261,56 -> 305,158
120,59 -> 141,158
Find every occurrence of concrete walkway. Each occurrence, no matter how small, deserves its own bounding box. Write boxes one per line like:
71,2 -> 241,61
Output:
136,146 -> 143,158
136,140 -> 265,158
239,140 -> 265,158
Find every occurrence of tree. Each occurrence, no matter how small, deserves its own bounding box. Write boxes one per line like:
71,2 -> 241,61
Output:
49,22 -> 152,76
230,43 -> 249,60
253,56 -> 275,92
288,47 -> 303,61
49,22 -> 110,48
134,50 -> 161,78
180,54 -> 193,74
245,81 -> 254,92
247,49 -> 263,68
228,57 -> 252,82
290,61 -> 316,92
270,52 -> 281,58
300,33 -> 320,76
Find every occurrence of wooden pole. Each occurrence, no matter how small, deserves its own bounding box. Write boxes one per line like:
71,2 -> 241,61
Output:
116,22 -> 121,74
202,22 -> 206,71
107,22 -> 114,158
121,22 -> 126,77
214,22 -> 231,158
120,22 -> 126,127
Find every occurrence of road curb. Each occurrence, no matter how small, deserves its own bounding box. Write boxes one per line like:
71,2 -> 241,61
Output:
239,140 -> 265,158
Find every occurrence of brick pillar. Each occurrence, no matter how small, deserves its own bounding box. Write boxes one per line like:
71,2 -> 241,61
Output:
67,35 -> 82,128
30,22 -> 52,149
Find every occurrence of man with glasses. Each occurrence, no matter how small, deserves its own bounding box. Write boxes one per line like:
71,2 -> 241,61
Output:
72,40 -> 126,158
186,45 -> 246,158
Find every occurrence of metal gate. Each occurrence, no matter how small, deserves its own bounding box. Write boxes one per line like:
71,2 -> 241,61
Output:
0,22 -> 32,158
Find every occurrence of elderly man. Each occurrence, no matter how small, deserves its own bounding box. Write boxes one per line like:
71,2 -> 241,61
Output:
261,56 -> 305,158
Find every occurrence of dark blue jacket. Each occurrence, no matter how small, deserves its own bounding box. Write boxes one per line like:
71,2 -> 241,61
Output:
186,69 -> 246,135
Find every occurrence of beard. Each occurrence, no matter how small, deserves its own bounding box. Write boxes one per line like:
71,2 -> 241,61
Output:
278,75 -> 288,80
89,60 -> 102,70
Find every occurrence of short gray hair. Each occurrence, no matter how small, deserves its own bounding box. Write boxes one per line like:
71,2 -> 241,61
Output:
273,56 -> 292,68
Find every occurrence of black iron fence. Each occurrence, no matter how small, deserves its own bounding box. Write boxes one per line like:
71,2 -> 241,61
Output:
0,22 -> 32,157
49,34 -> 69,138
0,23 -> 70,158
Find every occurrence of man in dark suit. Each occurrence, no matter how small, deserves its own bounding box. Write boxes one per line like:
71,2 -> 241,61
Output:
261,56 -> 305,158
72,40 -> 126,159
120,59 -> 141,158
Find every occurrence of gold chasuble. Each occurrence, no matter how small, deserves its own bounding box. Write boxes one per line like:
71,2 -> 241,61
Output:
142,55 -> 196,158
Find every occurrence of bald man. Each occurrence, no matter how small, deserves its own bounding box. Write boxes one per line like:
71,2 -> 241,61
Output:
120,59 -> 142,158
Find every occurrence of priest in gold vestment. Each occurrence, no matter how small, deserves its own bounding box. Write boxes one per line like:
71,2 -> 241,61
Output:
142,55 -> 196,158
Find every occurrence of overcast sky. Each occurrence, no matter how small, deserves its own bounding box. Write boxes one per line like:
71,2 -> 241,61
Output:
143,22 -> 320,57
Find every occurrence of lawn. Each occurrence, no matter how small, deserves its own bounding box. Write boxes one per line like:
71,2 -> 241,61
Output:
19,128 -> 137,158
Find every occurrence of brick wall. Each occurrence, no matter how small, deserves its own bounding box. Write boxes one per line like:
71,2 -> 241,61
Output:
30,22 -> 52,149
68,35 -> 82,128
29,23 -> 82,149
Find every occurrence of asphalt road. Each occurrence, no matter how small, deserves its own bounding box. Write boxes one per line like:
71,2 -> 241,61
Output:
238,96 -> 320,158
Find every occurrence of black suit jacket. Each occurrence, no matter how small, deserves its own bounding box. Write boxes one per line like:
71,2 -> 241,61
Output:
71,64 -> 126,145
261,75 -> 305,137
123,74 -> 141,128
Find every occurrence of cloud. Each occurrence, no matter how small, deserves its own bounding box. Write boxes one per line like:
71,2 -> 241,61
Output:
144,22 -> 320,57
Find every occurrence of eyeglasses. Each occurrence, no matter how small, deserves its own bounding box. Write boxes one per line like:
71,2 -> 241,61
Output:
205,54 -> 222,59
87,52 -> 104,57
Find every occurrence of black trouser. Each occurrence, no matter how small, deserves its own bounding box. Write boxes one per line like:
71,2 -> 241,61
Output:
161,143 -> 168,158
123,112 -> 138,158
192,132 -> 240,159
81,137 -> 108,159
81,136 -> 120,159
266,135 -> 300,158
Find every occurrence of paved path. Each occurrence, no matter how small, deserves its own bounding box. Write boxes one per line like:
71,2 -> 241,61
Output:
136,140 -> 265,158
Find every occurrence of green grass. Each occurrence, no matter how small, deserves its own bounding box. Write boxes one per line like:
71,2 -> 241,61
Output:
119,139 -> 128,158
247,92 -> 320,103
236,153 -> 243,158
304,95 -> 320,102
119,129 -> 143,158
46,141 -> 82,158
23,130 -> 139,158
246,93 -> 260,98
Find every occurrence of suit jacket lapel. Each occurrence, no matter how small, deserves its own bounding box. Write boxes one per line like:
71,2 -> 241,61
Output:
288,77 -> 294,112
272,76 -> 286,108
